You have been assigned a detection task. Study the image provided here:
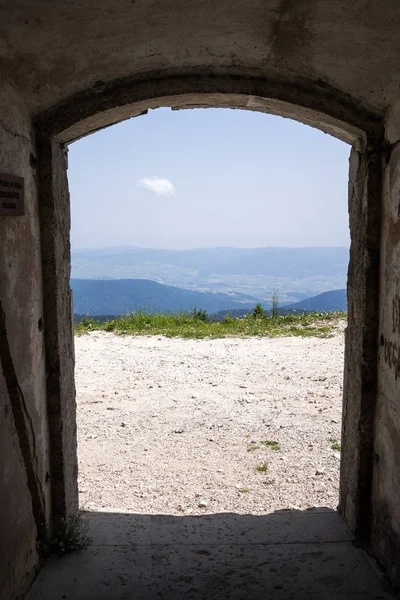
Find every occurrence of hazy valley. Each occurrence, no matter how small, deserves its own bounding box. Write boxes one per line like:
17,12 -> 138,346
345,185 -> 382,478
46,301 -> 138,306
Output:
71,246 -> 348,317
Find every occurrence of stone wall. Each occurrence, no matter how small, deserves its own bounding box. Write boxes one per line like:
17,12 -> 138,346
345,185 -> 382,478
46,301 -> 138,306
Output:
340,146 -> 382,540
0,75 -> 51,600
371,107 -> 400,585
36,136 -> 78,524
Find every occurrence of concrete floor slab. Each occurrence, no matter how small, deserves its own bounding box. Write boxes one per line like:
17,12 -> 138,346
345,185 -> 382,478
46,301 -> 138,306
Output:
27,509 -> 395,600
85,508 -> 354,546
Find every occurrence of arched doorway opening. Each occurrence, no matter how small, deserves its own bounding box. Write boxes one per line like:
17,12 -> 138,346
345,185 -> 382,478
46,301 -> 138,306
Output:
67,106 -> 349,518
30,79 -> 383,597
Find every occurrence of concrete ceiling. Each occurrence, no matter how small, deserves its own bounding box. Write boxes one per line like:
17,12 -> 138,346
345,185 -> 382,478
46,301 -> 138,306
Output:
1,0 -> 400,122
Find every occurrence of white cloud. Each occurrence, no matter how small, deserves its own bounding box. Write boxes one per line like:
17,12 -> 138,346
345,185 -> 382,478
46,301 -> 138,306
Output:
137,176 -> 175,196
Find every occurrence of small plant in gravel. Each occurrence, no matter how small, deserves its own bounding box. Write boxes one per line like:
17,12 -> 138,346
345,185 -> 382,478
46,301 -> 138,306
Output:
329,438 -> 341,451
247,444 -> 261,452
260,440 -> 281,451
49,513 -> 92,556
255,462 -> 269,473
239,488 -> 249,493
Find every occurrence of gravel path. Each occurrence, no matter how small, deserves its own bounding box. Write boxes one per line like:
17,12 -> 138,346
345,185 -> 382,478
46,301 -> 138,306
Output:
75,330 -> 344,515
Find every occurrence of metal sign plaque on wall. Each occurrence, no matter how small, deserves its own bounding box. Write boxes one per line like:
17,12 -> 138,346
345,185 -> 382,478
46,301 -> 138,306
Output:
0,173 -> 25,216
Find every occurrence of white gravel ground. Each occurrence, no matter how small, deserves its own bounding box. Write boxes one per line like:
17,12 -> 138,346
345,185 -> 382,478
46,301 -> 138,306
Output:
75,329 -> 345,515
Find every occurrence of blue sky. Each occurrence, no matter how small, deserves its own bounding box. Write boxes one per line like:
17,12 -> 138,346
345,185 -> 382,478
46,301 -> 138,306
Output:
68,107 -> 350,250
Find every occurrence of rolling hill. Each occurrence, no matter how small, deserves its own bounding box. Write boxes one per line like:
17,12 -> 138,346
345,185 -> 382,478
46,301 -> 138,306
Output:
286,289 -> 347,312
71,278 -> 263,316
209,289 -> 347,321
71,277 -> 347,319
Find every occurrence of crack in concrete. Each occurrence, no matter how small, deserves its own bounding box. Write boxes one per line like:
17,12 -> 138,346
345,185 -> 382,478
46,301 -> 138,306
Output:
0,116 -> 30,143
0,300 -> 46,544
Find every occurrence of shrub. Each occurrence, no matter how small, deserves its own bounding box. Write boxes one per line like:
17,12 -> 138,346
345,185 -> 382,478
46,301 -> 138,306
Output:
80,316 -> 95,328
252,303 -> 265,319
52,514 -> 92,555
192,307 -> 208,322
38,513 -> 92,558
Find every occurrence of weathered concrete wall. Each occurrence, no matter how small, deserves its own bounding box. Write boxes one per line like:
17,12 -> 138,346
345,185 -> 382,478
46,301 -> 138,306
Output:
36,135 -> 78,523
1,0 -> 400,121
0,74 -> 51,600
340,146 -> 382,539
371,107 -> 400,585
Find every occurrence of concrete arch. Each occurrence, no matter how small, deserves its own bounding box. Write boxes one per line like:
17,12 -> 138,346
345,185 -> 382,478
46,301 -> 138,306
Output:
35,73 -> 382,147
34,77 -> 382,560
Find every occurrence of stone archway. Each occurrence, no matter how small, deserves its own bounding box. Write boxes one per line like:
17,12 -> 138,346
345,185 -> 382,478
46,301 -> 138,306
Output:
34,77 -> 383,547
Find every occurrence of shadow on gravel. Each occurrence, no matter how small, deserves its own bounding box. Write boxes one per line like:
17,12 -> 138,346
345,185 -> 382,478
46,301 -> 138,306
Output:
27,508 -> 394,600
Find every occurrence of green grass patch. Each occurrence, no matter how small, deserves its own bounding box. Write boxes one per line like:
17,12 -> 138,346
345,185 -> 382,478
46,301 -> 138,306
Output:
260,440 -> 281,451
75,311 -> 346,340
329,438 -> 341,451
255,462 -> 269,473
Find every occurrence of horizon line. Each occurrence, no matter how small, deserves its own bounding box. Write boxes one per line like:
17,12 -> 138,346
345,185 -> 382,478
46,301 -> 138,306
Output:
72,244 -> 350,252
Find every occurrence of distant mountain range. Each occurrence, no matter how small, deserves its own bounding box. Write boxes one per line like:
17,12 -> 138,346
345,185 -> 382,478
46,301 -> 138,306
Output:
72,246 -> 349,303
71,278 -> 347,318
